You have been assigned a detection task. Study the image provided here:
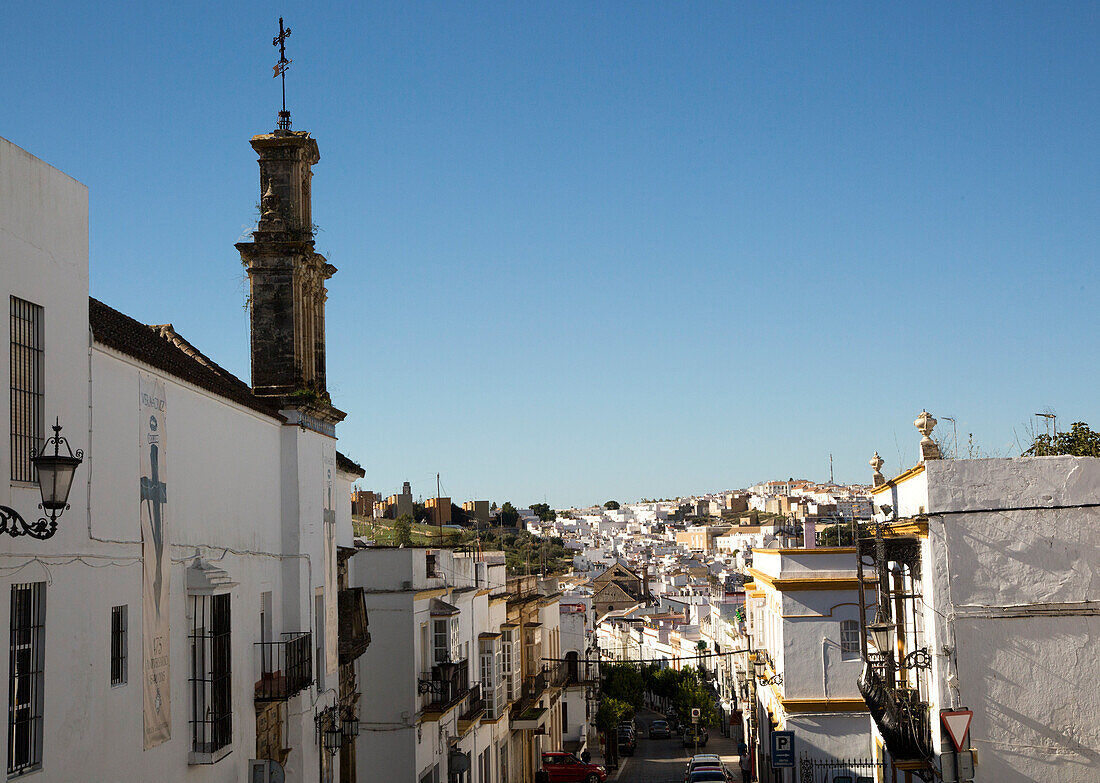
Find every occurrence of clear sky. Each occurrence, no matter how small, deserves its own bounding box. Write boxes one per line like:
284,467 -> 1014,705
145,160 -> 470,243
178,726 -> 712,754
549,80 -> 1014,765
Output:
5,2 -> 1099,508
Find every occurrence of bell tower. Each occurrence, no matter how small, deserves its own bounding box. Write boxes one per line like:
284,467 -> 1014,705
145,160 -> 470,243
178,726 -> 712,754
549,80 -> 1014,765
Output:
236,128 -> 341,423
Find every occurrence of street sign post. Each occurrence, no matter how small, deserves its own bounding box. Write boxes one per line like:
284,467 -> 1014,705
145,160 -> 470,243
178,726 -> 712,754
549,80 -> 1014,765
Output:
771,731 -> 794,768
940,710 -> 973,752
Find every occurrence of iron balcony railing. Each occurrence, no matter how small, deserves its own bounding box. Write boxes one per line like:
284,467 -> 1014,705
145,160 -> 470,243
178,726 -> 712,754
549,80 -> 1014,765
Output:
255,631 -> 313,701
460,684 -> 485,723
858,663 -> 933,761
420,659 -> 470,711
546,661 -> 569,688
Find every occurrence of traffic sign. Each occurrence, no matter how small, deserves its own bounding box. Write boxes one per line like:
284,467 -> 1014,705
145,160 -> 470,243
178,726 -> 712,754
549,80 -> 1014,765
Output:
940,710 -> 973,752
771,731 -> 794,768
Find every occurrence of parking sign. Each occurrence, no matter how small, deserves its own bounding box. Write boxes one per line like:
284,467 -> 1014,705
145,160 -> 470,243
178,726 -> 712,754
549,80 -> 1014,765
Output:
771,731 -> 795,768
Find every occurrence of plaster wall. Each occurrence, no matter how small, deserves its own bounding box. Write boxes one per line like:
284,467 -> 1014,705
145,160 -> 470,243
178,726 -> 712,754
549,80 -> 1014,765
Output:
919,458 -> 1100,782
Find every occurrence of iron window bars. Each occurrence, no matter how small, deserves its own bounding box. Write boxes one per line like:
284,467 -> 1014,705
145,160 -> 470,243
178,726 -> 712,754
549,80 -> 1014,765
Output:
8,583 -> 45,775
190,593 -> 232,758
111,605 -> 128,686
10,298 -> 43,484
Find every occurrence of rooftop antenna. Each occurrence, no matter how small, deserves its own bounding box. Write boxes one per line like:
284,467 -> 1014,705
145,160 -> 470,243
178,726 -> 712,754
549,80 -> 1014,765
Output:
941,416 -> 958,458
272,18 -> 293,130
1035,411 -> 1056,438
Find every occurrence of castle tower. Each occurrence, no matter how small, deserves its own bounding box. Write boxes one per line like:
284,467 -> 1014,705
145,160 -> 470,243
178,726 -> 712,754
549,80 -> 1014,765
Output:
236,128 -> 341,422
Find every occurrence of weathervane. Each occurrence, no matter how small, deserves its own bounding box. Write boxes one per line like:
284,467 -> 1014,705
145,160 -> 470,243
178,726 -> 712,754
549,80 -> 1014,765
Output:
273,17 -> 292,129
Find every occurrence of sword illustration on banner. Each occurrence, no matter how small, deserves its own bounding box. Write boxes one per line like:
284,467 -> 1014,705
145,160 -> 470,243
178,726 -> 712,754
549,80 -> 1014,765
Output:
140,443 -> 167,615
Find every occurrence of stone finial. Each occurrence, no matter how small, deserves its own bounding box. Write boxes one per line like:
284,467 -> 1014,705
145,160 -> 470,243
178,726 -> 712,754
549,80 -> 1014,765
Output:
915,410 -> 942,461
870,452 -> 886,487
258,181 -> 286,230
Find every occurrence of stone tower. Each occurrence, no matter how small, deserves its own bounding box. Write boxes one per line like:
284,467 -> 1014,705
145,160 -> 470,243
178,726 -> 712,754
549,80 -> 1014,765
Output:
237,127 -> 342,423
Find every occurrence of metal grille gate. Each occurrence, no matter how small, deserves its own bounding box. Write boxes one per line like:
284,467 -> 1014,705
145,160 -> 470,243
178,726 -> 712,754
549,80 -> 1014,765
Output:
799,755 -> 885,783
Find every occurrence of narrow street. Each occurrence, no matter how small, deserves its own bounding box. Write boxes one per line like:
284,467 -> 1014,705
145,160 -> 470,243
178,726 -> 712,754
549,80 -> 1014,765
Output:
615,711 -> 744,783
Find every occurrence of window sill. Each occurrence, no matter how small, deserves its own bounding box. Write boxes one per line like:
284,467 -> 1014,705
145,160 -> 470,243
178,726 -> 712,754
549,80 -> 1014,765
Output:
188,746 -> 232,765
7,763 -> 43,780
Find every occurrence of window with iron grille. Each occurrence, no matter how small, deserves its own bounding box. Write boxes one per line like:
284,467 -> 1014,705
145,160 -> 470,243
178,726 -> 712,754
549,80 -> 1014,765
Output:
840,619 -> 860,654
10,297 -> 44,483
111,605 -> 128,686
189,593 -> 232,760
8,582 -> 45,776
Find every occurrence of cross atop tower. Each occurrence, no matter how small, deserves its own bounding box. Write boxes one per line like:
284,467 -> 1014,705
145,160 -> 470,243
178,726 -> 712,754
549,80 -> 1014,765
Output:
272,17 -> 293,130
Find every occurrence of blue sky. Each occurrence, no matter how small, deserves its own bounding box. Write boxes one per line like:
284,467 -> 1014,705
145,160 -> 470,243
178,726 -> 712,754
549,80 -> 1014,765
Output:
5,2 -> 1099,508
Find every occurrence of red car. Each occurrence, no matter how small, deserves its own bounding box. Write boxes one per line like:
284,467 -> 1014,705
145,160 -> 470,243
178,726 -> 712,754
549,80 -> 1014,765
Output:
541,752 -> 608,783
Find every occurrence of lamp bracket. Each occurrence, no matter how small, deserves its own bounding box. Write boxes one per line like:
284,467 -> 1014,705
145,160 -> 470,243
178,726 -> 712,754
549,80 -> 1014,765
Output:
0,506 -> 55,540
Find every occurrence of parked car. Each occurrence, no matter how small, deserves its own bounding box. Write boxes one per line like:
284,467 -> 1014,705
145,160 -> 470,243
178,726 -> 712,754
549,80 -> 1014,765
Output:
665,714 -> 681,733
540,752 -> 608,783
648,719 -> 671,739
688,771 -> 729,783
684,755 -> 722,781
682,725 -> 709,748
616,728 -> 637,755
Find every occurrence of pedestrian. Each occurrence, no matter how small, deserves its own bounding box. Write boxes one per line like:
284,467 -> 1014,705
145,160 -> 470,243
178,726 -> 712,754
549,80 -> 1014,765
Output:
739,752 -> 752,783
580,749 -> 591,765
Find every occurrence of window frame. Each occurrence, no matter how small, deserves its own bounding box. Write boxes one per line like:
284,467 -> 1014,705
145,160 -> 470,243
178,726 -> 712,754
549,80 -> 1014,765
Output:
9,297 -> 44,484
111,605 -> 128,687
840,619 -> 860,655
7,582 -> 46,776
188,592 -> 232,763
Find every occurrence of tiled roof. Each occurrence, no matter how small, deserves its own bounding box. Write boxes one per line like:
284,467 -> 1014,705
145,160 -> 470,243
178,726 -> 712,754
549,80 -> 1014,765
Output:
336,451 -> 365,477
89,297 -> 284,421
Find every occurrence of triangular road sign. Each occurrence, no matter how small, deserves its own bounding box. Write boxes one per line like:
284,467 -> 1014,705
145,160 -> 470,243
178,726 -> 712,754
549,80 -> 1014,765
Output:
941,710 -> 973,752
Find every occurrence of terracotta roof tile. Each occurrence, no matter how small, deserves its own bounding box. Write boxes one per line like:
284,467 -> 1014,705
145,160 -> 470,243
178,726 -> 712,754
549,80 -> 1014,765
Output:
89,297 -> 284,421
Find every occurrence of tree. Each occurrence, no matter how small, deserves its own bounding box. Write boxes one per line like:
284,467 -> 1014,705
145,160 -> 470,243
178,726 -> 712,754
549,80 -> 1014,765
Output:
1025,421 -> 1100,457
498,502 -> 520,527
393,513 -> 413,546
594,697 -> 633,733
601,663 -> 644,710
604,500 -> 620,510
530,503 -> 556,522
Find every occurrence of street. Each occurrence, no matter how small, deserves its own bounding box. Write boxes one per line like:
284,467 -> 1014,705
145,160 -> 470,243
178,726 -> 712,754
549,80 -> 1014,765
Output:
615,712 -> 744,783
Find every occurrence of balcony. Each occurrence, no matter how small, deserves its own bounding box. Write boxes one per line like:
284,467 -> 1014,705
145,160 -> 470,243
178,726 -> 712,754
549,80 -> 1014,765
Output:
419,659 -> 470,713
255,632 -> 313,701
546,661 -> 569,688
859,663 -> 933,761
457,684 -> 486,733
338,587 -> 371,665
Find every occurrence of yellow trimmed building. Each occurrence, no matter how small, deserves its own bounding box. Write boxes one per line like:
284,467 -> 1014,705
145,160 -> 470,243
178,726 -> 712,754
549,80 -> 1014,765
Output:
744,547 -> 874,778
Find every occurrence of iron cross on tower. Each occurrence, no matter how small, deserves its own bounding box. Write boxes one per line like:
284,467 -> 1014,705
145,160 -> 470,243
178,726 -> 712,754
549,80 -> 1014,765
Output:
273,17 -> 293,129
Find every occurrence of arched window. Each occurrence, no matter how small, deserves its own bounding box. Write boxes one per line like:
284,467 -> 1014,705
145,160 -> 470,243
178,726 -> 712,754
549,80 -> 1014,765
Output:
840,620 -> 860,654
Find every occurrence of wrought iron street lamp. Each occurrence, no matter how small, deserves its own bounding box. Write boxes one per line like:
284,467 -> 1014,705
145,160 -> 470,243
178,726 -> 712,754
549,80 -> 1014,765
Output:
341,710 -> 360,739
316,707 -> 343,756
0,419 -> 83,539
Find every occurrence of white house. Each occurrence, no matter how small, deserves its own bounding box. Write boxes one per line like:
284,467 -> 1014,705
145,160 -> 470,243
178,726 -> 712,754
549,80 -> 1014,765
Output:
745,547 -> 872,779
861,432 -> 1100,782
1,127 -> 367,782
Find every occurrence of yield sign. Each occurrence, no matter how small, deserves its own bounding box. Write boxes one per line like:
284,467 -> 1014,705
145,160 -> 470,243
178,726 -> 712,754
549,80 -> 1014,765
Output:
941,709 -> 973,752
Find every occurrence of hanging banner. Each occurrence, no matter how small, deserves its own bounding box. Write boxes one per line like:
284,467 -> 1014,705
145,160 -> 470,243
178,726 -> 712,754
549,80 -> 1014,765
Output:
139,373 -> 171,748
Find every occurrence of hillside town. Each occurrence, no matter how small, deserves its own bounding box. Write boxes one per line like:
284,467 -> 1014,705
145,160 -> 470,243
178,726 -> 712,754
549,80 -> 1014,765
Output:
4,10 -> 1100,783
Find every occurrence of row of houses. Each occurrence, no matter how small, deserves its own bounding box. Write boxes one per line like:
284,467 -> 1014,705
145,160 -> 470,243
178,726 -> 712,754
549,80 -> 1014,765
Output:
588,417 -> 1100,783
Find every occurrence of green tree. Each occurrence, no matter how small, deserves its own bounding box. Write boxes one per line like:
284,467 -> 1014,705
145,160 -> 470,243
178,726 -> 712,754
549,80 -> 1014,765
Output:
530,503 -> 556,522
498,502 -> 520,527
604,500 -> 620,510
393,513 -> 413,546
601,663 -> 644,710
1025,421 -> 1100,457
594,697 -> 633,732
